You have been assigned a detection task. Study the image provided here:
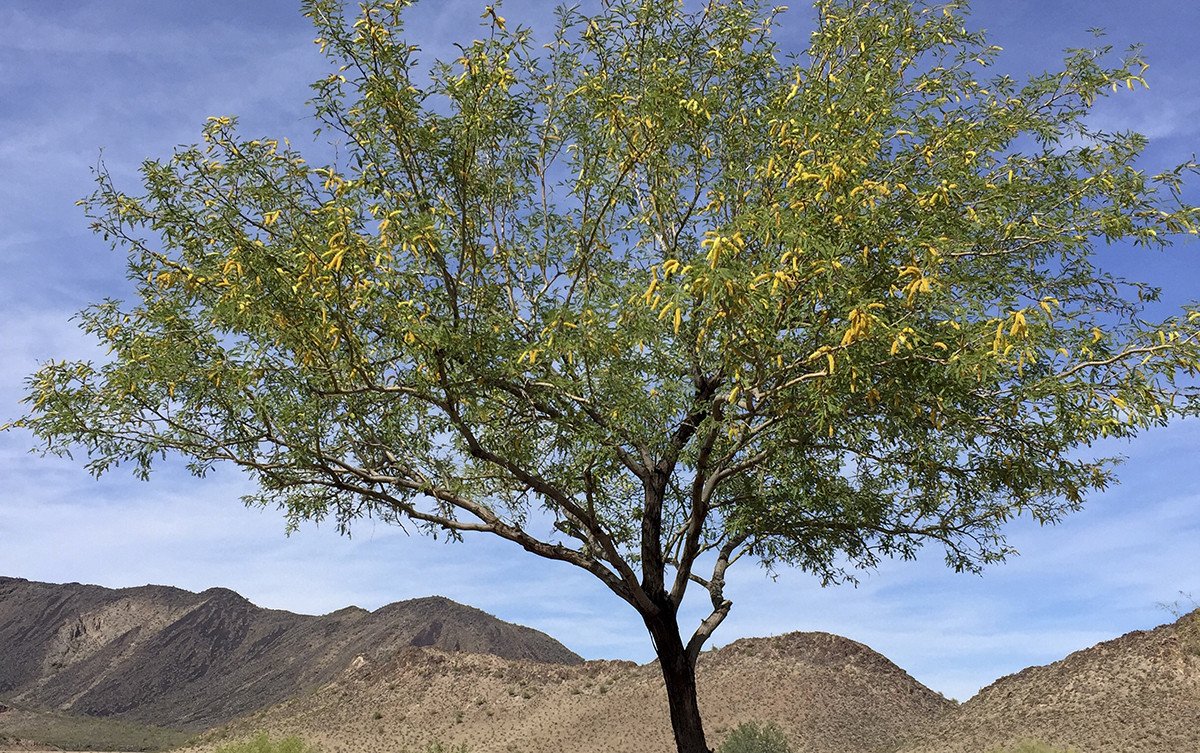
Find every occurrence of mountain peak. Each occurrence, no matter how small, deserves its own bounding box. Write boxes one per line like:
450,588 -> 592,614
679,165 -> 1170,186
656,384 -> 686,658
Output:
0,576 -> 581,731
199,586 -> 250,604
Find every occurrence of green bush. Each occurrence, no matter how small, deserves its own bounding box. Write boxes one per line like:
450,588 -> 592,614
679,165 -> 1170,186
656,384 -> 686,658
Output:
214,732 -> 320,753
718,721 -> 791,753
421,742 -> 469,753
991,742 -> 1077,753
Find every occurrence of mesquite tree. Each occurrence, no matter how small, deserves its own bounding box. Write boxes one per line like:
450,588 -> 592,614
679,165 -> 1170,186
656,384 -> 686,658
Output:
12,1 -> 1200,751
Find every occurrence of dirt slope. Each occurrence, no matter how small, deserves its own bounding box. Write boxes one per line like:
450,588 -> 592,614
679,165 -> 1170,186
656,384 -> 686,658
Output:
900,609 -> 1200,753
191,631 -> 953,753
0,706 -> 189,752
0,576 -> 580,731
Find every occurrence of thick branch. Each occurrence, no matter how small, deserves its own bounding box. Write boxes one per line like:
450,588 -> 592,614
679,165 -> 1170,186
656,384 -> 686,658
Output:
642,375 -> 721,600
433,356 -> 652,610
316,451 -> 643,608
669,405 -> 722,603
685,533 -> 749,663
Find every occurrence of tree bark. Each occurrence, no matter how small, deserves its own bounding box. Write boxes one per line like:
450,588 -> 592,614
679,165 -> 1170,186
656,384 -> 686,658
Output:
644,607 -> 711,753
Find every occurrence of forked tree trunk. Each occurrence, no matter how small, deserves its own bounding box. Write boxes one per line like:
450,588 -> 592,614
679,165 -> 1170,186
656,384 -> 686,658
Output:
644,608 -> 711,753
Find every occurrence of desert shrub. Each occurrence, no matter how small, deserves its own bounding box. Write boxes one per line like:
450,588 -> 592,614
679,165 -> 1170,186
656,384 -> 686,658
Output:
718,721 -> 791,753
421,742 -> 468,753
991,742 -> 1077,753
1156,591 -> 1198,619
215,732 -> 320,753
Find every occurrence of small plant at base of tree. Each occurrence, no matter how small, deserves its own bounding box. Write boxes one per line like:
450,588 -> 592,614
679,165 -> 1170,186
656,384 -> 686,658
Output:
718,721 -> 792,753
990,742 -> 1078,753
421,742 -> 469,753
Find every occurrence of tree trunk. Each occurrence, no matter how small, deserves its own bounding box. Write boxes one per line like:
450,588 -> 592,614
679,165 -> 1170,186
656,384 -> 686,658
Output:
644,608 -> 711,753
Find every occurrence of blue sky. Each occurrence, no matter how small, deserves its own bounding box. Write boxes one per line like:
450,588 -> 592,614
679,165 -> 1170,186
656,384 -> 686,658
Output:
1,0 -> 1198,703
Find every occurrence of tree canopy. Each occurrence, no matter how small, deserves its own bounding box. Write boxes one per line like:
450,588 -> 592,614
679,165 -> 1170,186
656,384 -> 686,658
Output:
11,1 -> 1200,751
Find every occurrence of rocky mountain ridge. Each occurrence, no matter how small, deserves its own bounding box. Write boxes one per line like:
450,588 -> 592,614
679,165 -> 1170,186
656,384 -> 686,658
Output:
0,575 -> 580,731
4,576 -> 1199,753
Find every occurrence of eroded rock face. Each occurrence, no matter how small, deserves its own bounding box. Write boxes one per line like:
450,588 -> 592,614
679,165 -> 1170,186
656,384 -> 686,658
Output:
41,594 -> 197,676
0,576 -> 581,730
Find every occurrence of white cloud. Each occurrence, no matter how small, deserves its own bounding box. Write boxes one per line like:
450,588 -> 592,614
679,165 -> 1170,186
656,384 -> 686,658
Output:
1086,96 -> 1200,141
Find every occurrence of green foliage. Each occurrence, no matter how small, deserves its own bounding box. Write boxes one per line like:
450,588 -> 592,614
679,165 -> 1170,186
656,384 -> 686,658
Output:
419,742 -> 469,753
718,721 -> 792,753
990,742 -> 1077,753
214,732 -> 321,753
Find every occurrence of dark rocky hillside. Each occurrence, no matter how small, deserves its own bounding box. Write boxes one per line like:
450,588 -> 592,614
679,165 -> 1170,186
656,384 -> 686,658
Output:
0,576 -> 580,730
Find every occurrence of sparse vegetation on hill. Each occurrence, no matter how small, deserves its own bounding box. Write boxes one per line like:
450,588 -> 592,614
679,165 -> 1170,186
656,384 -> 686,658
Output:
0,706 -> 189,752
214,732 -> 321,753
183,632 -> 949,753
170,611 -> 1200,753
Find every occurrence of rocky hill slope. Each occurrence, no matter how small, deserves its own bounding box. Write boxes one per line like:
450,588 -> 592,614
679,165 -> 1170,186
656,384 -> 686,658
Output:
9,575 -> 1196,753
899,609 -> 1200,753
190,631 -> 954,753
0,576 -> 580,731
